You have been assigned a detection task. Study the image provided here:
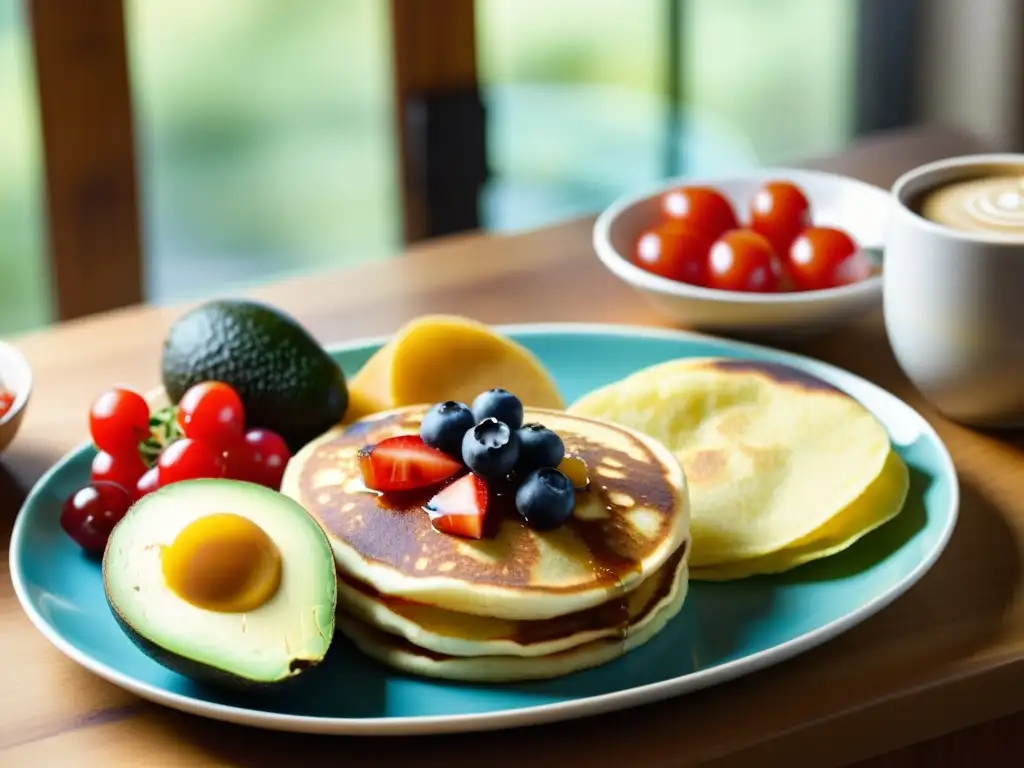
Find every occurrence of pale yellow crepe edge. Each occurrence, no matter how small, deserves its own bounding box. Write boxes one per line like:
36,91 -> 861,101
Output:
690,448 -> 910,581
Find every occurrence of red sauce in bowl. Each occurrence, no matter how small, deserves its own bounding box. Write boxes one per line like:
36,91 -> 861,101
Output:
0,388 -> 15,420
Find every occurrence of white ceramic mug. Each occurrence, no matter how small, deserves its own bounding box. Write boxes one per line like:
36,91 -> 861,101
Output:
884,154 -> 1024,428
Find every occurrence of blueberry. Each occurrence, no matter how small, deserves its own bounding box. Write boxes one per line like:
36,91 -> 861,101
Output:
515,423 -> 565,472
420,401 -> 475,457
462,418 -> 521,479
515,468 -> 575,530
471,388 -> 524,430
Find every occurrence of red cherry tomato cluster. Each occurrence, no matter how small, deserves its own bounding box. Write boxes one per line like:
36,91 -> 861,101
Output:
60,381 -> 292,553
633,181 -> 872,293
0,388 -> 15,420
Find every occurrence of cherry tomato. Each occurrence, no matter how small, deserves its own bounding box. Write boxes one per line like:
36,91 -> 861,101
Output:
176,381 -> 245,449
135,466 -> 161,500
750,181 -> 811,256
707,229 -> 781,293
157,437 -> 226,487
91,450 -> 147,494
0,389 -> 14,419
225,429 -> 292,489
786,226 -> 868,291
60,482 -> 133,553
89,387 -> 151,458
633,222 -> 712,285
660,186 -> 739,241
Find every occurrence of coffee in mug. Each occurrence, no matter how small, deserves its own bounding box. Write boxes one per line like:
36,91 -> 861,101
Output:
911,170 -> 1024,237
884,155 -> 1024,428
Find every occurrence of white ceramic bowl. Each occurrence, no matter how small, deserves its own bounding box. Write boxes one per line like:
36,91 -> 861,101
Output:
593,167 -> 890,340
0,340 -> 33,454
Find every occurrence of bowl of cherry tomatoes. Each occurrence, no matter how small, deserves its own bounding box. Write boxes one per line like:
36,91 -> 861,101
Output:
0,340 -> 32,454
593,168 -> 889,339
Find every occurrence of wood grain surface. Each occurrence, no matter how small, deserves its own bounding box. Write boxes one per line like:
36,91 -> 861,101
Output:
3,126 -> 1022,767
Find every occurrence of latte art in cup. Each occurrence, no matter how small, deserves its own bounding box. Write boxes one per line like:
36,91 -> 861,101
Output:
918,175 -> 1024,236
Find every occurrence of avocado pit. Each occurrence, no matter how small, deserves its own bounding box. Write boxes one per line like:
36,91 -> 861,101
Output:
161,512 -> 283,613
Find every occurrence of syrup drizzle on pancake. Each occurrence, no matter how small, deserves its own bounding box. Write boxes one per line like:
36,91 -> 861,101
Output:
290,406 -> 688,651
297,409 -> 679,594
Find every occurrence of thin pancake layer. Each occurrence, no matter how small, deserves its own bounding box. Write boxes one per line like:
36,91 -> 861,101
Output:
281,406 -> 690,621
569,357 -> 893,567
335,564 -> 689,683
336,544 -> 687,658
691,447 -> 909,580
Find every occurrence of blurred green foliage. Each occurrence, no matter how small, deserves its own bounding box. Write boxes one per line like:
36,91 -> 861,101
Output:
0,0 -> 46,335
0,0 -> 852,336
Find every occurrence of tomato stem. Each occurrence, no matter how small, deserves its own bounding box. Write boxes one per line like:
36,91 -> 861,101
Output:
139,405 -> 182,468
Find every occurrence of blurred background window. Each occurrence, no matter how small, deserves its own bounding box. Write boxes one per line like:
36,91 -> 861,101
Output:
480,0 -> 858,230
0,0 -> 915,335
0,0 -> 47,334
128,0 -> 400,304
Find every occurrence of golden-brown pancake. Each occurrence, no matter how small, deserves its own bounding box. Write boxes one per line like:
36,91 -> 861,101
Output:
335,544 -> 687,658
334,561 -> 690,683
281,406 -> 690,621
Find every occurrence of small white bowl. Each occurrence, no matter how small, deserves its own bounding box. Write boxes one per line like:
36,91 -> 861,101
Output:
0,340 -> 33,454
593,167 -> 890,340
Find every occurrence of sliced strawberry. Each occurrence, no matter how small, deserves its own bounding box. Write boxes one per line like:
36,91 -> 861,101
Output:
426,473 -> 488,539
358,435 -> 463,492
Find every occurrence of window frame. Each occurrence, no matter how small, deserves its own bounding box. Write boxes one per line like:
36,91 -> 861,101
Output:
853,0 -> 922,135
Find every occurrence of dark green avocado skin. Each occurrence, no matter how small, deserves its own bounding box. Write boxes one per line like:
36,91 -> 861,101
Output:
107,603 -> 320,692
161,299 -> 348,452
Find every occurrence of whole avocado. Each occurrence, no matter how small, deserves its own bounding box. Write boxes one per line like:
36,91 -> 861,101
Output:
161,299 -> 348,451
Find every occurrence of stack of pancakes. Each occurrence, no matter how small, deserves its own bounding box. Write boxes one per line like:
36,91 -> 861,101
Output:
282,406 -> 691,682
569,357 -> 910,581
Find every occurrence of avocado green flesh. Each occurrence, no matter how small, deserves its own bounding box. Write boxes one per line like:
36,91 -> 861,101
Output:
103,479 -> 337,684
161,299 -> 349,451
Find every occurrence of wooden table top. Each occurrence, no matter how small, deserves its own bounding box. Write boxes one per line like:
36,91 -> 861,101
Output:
2,126 -> 1021,767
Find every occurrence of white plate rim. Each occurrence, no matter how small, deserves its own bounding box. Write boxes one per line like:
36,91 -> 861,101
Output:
8,322 -> 960,736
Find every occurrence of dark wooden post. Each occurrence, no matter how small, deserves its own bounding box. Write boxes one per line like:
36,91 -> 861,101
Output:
389,0 -> 488,243
28,0 -> 144,321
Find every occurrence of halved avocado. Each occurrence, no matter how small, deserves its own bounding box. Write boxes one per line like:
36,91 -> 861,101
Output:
103,479 -> 337,688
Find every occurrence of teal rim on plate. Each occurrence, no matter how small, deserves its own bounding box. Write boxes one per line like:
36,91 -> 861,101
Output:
9,324 -> 959,736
